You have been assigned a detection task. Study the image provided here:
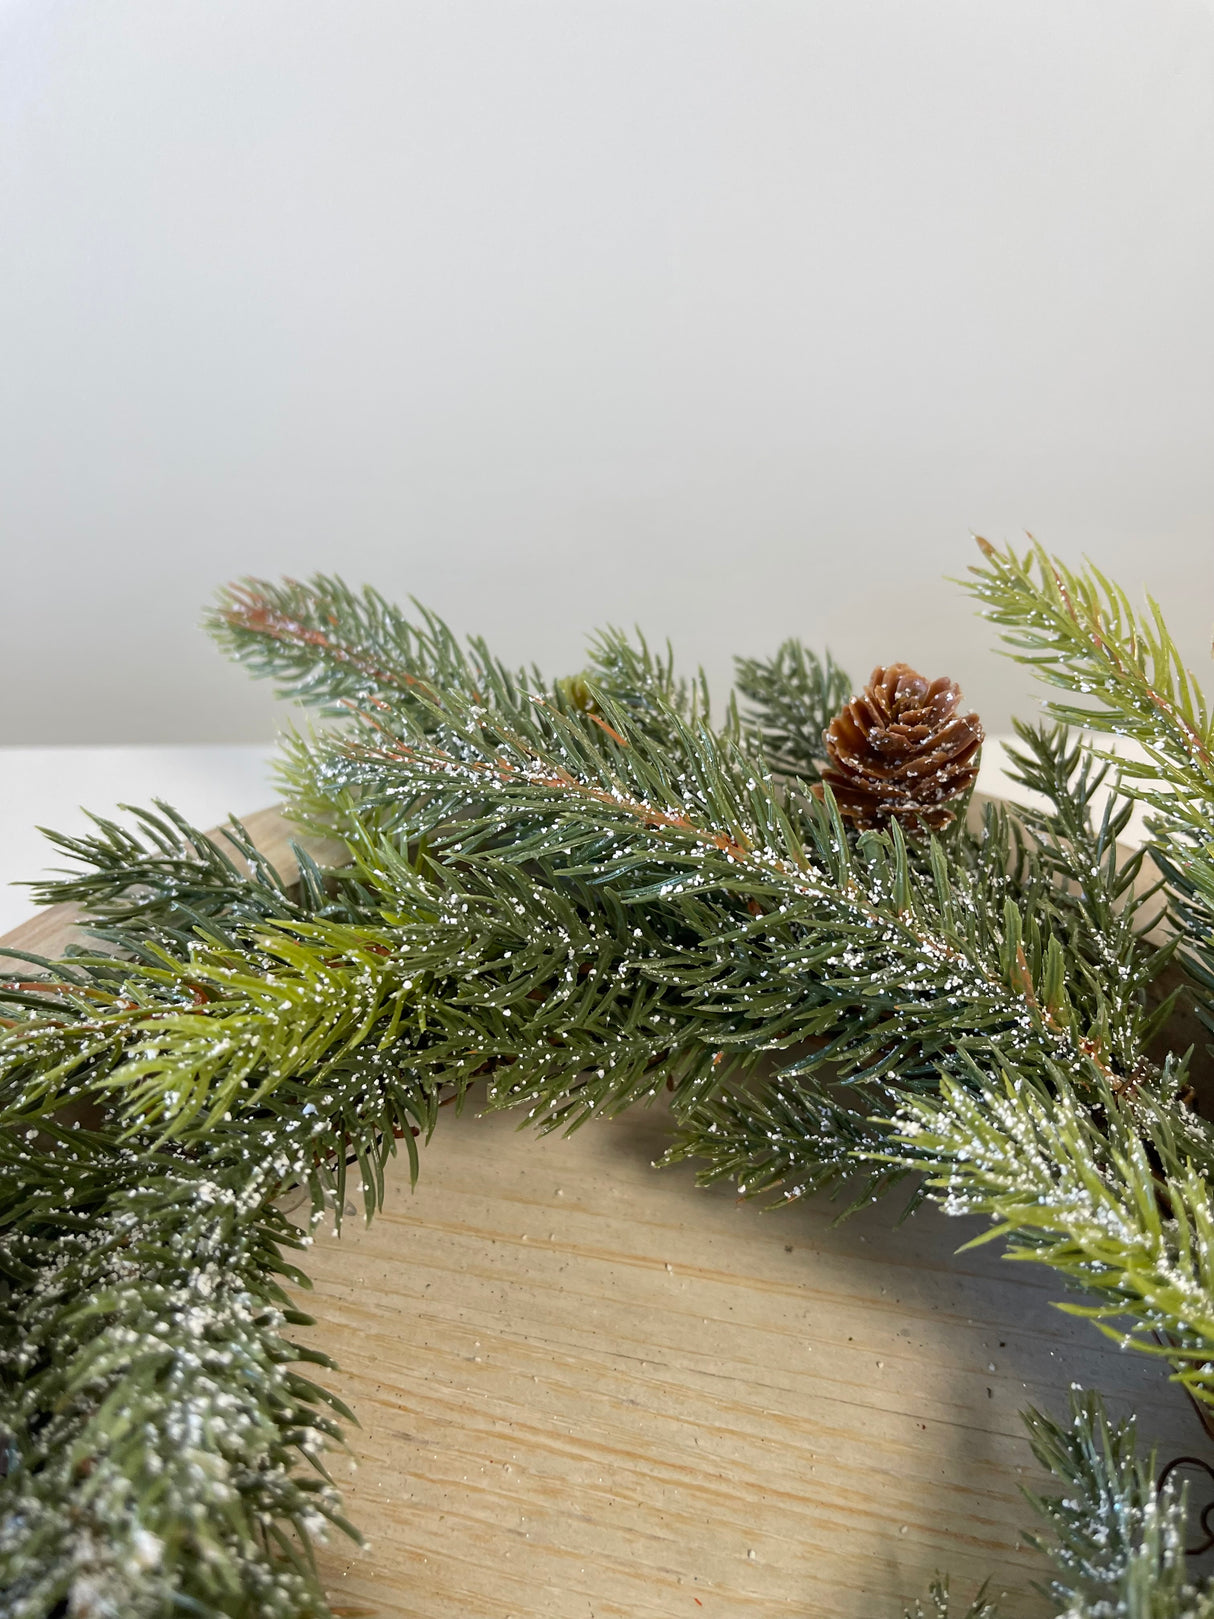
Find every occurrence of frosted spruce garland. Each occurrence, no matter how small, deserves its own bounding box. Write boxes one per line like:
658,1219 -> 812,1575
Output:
3,539 -> 1214,1616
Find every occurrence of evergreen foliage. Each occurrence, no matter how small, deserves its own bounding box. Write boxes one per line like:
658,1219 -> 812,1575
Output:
1019,1390 -> 1206,1617
2,543 -> 1214,1615
734,638 -> 852,781
907,1391 -> 1213,1618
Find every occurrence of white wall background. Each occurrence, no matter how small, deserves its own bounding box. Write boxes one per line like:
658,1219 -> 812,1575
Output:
2,1 -> 1213,747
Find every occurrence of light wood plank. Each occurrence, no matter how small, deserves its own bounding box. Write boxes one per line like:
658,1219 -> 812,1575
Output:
292,1100 -> 1204,1619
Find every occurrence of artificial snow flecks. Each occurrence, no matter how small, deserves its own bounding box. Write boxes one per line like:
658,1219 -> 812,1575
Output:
0,1153 -> 348,1619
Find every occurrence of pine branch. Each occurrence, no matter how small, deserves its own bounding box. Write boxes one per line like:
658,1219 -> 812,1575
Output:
1020,1388 -> 1210,1616
209,577 -> 717,742
15,680 -> 1170,1205
662,729 -> 1175,1218
208,578 -> 737,858
996,722 -> 1178,1069
1151,837 -> 1214,1041
965,536 -> 1214,1074
0,920 -> 415,1141
310,682 -> 1163,1091
903,1576 -> 998,1619
263,655 -> 1189,1240
579,623 -> 714,730
661,1072 -> 899,1210
965,537 -> 1214,792
321,727 -> 1073,1104
206,574 -> 472,719
917,1391 -> 1214,1619
0,1141 -> 355,1619
19,799 -> 382,953
735,639 -> 853,782
888,1064 -> 1214,1407
19,606 -> 1192,1386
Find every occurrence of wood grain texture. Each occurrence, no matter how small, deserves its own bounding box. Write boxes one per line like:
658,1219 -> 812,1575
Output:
2,804 -> 1207,1619
293,1104 -> 1203,1619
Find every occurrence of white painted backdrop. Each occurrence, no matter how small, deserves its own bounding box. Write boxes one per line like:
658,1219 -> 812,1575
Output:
2,1 -> 1212,747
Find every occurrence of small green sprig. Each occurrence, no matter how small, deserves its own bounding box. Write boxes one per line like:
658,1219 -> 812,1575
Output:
966,537 -> 1214,794
1021,1389 -> 1208,1616
904,1576 -> 998,1619
0,1142 -> 356,1619
734,638 -> 853,781
906,1390 -> 1213,1618
888,1063 -> 1214,1405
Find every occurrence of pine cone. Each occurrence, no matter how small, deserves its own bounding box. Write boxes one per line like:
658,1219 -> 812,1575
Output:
814,664 -> 983,833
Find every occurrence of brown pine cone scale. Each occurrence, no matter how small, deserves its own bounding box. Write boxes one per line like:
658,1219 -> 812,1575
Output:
814,663 -> 983,833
